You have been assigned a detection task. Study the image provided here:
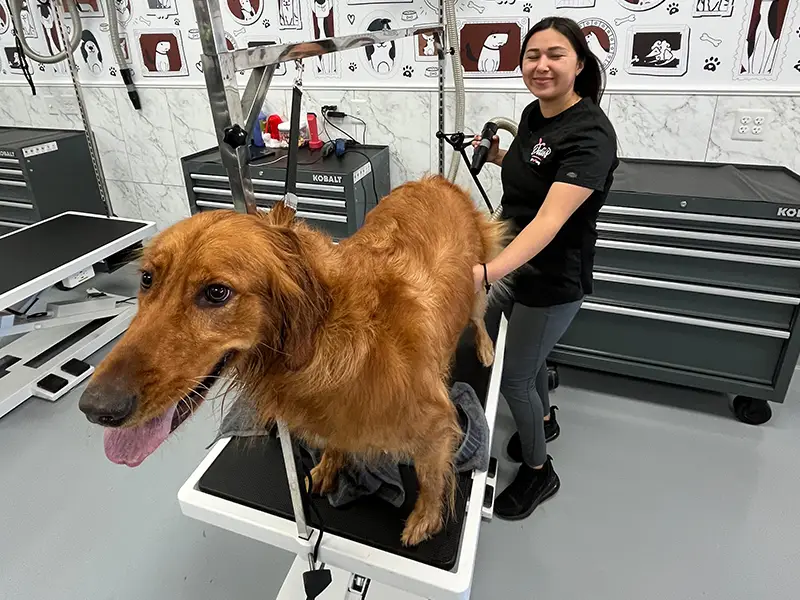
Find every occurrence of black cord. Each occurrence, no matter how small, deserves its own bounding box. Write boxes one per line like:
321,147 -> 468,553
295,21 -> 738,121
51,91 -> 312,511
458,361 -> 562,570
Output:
322,111 -> 358,144
345,149 -> 380,221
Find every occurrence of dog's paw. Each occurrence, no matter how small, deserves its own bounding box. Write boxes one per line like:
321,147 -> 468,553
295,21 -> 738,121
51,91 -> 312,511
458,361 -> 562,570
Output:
348,62 -> 357,72
667,1 -> 679,14
523,2 -> 532,12
401,509 -> 443,546
477,343 -> 495,368
402,65 -> 414,77
704,56 -> 720,72
263,18 -> 271,28
309,460 -> 339,495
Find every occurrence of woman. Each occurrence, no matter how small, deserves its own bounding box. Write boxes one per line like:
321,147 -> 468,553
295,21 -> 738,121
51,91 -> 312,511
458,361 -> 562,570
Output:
471,16 -> 619,520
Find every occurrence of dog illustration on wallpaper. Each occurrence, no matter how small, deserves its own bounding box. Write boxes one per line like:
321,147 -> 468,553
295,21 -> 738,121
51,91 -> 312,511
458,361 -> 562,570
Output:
278,0 -> 302,29
475,32 -> 509,72
137,30 -> 188,76
422,33 -> 436,56
227,0 -> 262,25
365,17 -> 396,74
586,30 -> 610,67
0,1 -> 9,36
115,0 -> 132,25
80,29 -> 103,75
459,19 -> 525,78
18,1 -> 37,39
737,0 -> 794,77
311,0 -> 337,76
35,1 -> 60,56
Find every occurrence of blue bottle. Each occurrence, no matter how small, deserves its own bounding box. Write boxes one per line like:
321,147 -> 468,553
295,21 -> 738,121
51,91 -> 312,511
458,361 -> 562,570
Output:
252,110 -> 267,147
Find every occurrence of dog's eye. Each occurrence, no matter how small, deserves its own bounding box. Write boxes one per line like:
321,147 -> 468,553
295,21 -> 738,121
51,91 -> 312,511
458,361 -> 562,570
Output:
140,271 -> 153,290
204,284 -> 232,305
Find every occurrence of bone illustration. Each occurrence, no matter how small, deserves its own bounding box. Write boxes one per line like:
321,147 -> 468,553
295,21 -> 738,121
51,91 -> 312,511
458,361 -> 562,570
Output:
234,27 -> 246,36
615,14 -> 636,25
467,0 -> 485,13
700,32 -> 722,47
138,16 -> 152,26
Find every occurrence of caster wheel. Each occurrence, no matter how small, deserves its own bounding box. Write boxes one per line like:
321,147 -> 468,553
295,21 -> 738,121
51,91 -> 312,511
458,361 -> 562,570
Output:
731,396 -> 772,425
547,364 -> 559,391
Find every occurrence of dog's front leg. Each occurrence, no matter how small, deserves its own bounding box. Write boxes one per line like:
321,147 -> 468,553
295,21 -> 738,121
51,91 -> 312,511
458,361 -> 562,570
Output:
402,394 -> 460,546
309,448 -> 345,495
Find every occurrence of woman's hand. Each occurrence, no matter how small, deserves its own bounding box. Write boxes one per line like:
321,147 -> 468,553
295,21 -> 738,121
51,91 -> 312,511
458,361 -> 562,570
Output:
472,133 -> 501,166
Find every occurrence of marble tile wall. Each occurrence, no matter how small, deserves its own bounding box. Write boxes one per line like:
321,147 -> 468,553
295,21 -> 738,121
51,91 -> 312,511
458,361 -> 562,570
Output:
0,83 -> 798,230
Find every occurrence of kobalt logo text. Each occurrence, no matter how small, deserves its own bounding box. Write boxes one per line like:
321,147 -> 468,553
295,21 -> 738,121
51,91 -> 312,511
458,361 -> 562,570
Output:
777,207 -> 800,217
0,150 -> 13,158
313,174 -> 342,184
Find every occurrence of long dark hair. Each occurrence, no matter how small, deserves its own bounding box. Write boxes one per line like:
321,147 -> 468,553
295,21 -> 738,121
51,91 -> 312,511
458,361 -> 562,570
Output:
519,16 -> 605,105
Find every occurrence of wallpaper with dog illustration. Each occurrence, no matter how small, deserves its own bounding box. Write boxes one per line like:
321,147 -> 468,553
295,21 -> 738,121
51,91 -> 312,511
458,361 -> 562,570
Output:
1,0 -> 799,91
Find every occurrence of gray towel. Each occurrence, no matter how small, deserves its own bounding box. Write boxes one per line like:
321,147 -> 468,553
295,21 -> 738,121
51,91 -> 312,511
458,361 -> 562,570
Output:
210,381 -> 490,509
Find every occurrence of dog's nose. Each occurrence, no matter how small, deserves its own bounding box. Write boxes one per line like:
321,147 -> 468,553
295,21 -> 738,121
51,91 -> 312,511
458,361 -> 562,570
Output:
79,385 -> 137,427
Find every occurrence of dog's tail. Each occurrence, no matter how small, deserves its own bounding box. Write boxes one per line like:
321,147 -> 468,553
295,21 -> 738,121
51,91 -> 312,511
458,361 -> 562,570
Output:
476,211 -> 510,265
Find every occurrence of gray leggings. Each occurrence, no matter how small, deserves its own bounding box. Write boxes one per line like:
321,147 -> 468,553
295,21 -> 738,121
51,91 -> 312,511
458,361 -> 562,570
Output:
485,278 -> 582,468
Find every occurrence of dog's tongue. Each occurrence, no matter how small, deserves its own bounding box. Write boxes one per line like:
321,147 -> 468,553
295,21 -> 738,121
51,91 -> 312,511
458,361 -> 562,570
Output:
103,404 -> 177,467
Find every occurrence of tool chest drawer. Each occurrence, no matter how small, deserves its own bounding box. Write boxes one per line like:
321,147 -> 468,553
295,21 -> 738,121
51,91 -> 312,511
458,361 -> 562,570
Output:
0,126 -> 107,225
181,145 -> 391,241
591,272 -> 799,331
551,158 -> 800,406
558,302 -> 785,385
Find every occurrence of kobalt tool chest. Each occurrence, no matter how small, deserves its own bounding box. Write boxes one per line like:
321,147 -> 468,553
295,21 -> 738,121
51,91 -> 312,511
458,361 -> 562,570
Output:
181,145 -> 391,241
550,158 -> 800,424
0,127 -> 106,236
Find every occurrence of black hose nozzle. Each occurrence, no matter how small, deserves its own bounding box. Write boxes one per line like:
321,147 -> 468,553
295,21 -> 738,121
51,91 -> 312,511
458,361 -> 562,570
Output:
470,121 -> 499,176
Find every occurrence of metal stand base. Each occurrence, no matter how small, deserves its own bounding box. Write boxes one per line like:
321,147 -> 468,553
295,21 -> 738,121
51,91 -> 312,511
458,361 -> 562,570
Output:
278,557 -> 425,600
0,305 -> 135,419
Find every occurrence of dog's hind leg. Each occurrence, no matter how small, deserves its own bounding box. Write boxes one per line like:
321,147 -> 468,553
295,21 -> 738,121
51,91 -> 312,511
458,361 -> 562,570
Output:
470,288 -> 495,367
402,387 -> 460,546
309,448 -> 345,495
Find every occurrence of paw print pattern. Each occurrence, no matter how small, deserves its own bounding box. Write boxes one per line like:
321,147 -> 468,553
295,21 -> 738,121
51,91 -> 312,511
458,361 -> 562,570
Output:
667,1 -> 679,14
609,67 -> 618,76
402,65 -> 414,77
38,63 -> 45,72
704,56 -> 720,72
109,66 -> 117,76
796,27 -> 800,38
263,18 -> 270,28
523,2 -> 532,12
174,18 -> 180,26
348,62 -> 357,72
794,60 -> 800,73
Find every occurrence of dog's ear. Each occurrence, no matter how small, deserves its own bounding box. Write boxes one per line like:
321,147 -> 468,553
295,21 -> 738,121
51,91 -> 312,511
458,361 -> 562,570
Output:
262,227 -> 330,371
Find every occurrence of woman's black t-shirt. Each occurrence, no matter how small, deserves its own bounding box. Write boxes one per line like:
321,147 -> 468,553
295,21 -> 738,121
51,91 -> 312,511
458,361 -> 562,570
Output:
500,97 -> 619,307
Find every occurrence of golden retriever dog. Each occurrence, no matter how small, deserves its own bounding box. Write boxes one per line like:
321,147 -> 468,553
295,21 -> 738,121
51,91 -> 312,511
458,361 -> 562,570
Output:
79,174 -> 506,546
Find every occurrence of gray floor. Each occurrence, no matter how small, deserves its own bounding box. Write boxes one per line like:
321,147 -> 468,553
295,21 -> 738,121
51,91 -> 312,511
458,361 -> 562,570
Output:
2,299 -> 800,599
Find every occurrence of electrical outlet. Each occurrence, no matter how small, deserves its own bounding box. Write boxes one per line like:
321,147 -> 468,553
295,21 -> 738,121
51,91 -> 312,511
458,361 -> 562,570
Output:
350,98 -> 367,117
731,109 -> 772,141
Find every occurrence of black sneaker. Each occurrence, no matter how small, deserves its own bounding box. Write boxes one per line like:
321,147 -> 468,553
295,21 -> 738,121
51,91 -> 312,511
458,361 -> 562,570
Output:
506,406 -> 559,463
494,455 -> 560,521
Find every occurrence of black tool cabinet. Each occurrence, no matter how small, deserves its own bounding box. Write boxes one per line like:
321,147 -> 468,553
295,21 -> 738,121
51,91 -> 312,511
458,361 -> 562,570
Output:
0,127 -> 106,237
181,145 -> 391,241
549,158 -> 800,425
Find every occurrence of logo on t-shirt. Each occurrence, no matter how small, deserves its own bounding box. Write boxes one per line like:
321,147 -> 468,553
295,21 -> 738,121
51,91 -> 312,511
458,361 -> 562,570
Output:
529,137 -> 552,165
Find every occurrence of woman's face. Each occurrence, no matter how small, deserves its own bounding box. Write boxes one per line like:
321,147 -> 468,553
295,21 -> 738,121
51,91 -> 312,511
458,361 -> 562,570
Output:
521,27 -> 583,102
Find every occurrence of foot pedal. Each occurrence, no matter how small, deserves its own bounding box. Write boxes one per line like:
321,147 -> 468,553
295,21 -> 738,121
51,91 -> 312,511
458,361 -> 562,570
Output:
482,456 -> 498,522
32,360 -> 94,402
61,358 -> 91,377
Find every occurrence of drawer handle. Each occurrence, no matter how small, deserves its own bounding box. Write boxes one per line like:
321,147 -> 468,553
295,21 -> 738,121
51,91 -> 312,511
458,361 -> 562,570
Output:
0,158 -> 18,165
192,186 -> 346,209
597,239 -> 800,268
190,173 -> 346,194
598,222 -> 800,251
593,271 -> 800,305
0,220 -> 24,228
582,301 -> 790,339
0,179 -> 26,188
0,168 -> 23,177
195,199 -> 348,223
600,205 -> 800,231
0,200 -> 33,209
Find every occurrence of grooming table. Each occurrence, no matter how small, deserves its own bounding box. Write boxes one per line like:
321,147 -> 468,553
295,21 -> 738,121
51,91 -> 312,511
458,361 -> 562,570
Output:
178,315 -> 508,600
0,211 -> 156,419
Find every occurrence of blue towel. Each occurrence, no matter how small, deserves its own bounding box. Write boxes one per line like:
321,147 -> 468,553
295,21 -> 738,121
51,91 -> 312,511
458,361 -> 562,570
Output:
211,381 -> 490,509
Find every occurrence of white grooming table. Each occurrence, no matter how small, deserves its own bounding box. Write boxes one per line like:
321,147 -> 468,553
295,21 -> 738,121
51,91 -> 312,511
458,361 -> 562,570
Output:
0,211 -> 156,419
178,315 -> 508,600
